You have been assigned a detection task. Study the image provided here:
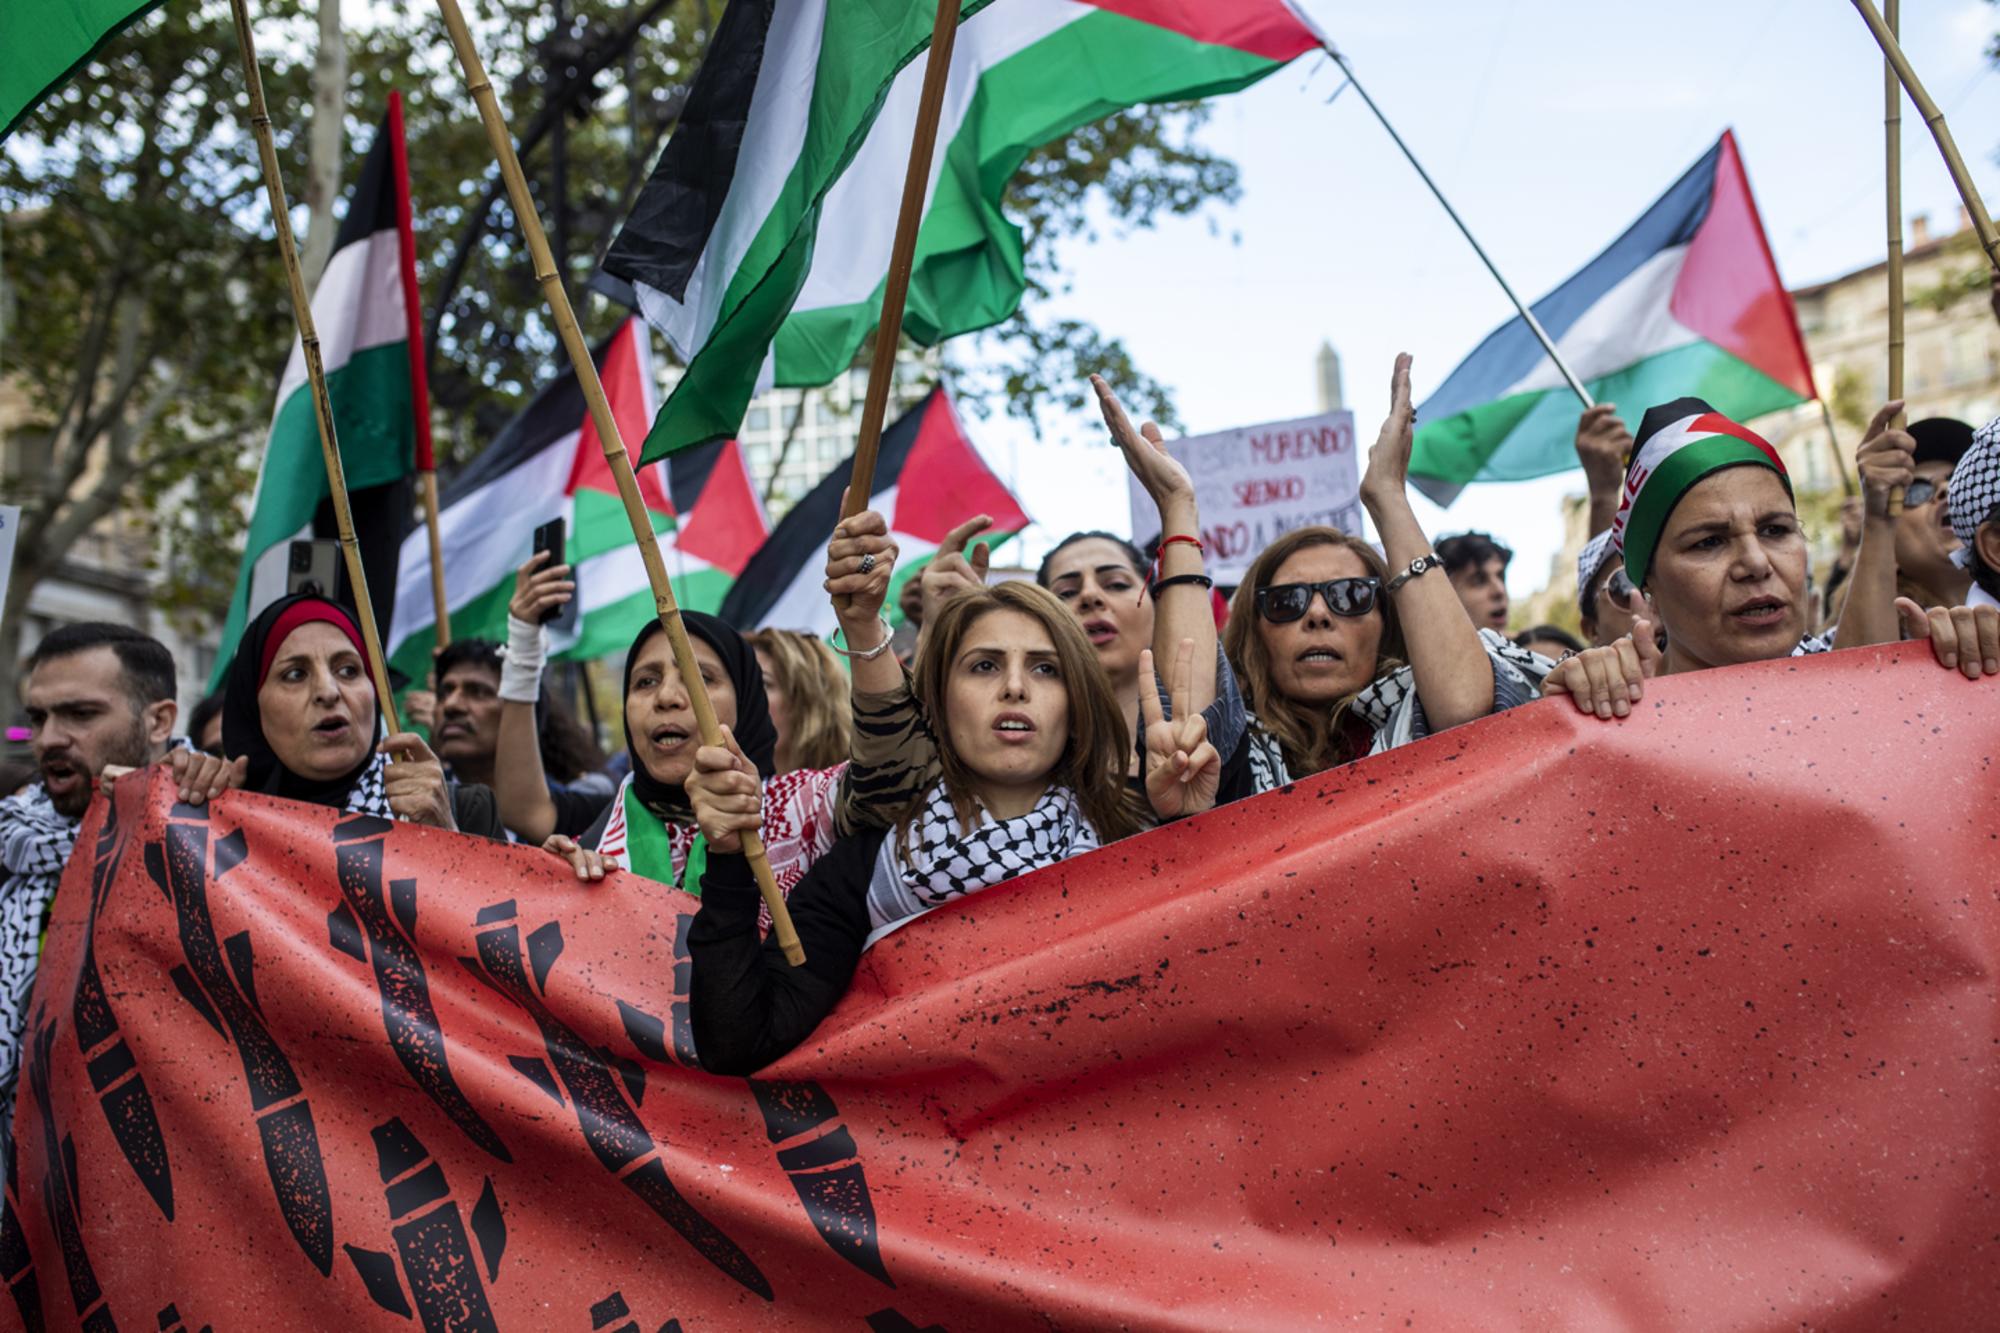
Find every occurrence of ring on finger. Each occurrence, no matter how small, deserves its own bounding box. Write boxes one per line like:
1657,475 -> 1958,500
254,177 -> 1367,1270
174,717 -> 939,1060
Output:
859,553 -> 876,574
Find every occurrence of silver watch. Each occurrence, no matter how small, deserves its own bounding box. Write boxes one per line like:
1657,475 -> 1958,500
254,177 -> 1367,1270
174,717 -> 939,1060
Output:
1384,553 -> 1441,594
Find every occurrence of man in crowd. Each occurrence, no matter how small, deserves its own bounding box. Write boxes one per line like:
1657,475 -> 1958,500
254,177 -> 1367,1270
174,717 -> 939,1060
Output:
431,637 -> 613,840
1436,530 -> 1513,633
2,625 -> 178,1185
1897,418 -> 1975,610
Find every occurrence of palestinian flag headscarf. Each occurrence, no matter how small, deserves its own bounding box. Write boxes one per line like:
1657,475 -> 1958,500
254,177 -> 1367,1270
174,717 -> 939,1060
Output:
1611,397 -> 1792,585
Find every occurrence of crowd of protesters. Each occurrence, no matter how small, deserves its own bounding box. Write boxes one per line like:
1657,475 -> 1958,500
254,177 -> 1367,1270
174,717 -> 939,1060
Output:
4,358 -> 1999,1127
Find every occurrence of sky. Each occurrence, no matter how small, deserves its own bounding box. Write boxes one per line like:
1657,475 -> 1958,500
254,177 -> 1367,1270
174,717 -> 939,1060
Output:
968,0 -> 2000,597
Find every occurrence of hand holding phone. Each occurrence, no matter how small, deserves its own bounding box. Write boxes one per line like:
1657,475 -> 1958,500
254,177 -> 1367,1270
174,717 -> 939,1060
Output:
529,519 -> 578,629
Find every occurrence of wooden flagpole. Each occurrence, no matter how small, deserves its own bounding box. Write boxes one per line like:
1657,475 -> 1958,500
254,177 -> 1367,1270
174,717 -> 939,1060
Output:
228,0 -> 402,735
1883,0 -> 1905,516
838,0 -> 965,520
1852,0 -> 2000,274
1323,44 -> 1594,413
433,0 -> 804,965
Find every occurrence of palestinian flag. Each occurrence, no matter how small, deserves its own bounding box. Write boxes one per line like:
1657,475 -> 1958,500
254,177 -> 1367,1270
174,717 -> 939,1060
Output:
1,0 -> 163,141
385,318 -> 768,679
212,94 -> 429,687
719,386 -> 1027,637
598,0 -> 1327,464
1410,130 -> 1817,506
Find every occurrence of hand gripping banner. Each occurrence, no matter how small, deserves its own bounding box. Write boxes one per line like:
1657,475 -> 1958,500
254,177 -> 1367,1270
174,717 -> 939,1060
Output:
5,642 -> 1998,1329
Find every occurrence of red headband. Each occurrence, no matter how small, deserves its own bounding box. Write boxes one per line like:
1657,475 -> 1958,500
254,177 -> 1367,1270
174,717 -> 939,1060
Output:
259,600 -> 370,688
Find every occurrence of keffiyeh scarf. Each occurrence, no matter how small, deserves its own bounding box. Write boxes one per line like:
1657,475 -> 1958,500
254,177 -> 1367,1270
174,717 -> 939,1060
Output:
1948,416 -> 2000,572
337,752 -> 395,819
1,784 -> 80,1193
1243,629 -> 1556,794
865,781 -> 1100,944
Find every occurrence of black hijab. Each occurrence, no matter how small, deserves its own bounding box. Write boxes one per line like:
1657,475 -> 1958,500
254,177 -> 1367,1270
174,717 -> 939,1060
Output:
221,592 -> 380,809
621,612 -> 776,821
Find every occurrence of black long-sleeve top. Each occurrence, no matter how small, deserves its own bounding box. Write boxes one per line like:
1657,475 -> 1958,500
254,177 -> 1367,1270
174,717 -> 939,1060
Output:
687,830 -> 891,1076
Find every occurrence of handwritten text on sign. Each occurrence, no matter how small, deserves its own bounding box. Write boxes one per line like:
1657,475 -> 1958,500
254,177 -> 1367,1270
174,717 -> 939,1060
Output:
1127,411 -> 1361,584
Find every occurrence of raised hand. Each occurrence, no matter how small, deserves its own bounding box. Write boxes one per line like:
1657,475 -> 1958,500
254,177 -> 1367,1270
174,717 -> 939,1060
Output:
379,732 -> 456,830
920,514 -> 994,625
1856,400 -> 1916,518
1896,597 -> 2000,680
510,549 -> 575,625
1574,403 -> 1633,479
1359,352 -> 1417,508
541,833 -> 612,883
1140,639 -> 1220,820
168,748 -> 247,806
1091,374 -> 1194,521
825,495 -> 900,630
1540,616 -> 1664,719
686,725 -> 763,854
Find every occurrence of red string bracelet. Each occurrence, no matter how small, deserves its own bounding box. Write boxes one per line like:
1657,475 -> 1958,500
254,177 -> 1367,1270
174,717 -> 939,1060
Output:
1145,533 -> 1206,602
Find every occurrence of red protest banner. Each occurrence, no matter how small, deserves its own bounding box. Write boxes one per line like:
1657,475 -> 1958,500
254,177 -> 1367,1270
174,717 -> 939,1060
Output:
5,643 -> 1997,1329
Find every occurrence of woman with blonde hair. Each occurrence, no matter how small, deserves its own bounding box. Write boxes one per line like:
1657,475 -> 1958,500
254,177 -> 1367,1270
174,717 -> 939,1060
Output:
748,628 -> 853,775
684,579 -> 1218,1073
1223,355 -> 1550,794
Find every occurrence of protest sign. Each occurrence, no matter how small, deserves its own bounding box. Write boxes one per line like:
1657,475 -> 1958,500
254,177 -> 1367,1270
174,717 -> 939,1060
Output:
1127,410 -> 1361,583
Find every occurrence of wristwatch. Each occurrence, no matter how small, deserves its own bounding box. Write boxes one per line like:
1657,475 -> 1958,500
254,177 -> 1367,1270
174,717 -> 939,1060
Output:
1384,553 -> 1441,594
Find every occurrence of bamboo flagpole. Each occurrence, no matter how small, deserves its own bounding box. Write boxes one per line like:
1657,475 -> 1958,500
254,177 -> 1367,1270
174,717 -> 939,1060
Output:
838,0 -> 965,520
1882,0 -> 1906,517
1323,44 -> 1594,413
1852,0 -> 2000,274
228,0 -> 402,735
433,0 -> 805,965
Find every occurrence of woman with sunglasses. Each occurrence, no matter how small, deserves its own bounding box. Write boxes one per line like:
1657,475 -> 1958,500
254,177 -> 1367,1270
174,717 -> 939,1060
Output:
1222,355 -> 1550,794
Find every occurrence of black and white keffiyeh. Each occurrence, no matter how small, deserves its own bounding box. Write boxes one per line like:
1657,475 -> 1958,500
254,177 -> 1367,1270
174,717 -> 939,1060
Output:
1948,416 -> 2000,572
865,781 -> 1099,943
337,751 -> 396,819
1242,629 -> 1556,795
1,783 -> 80,1192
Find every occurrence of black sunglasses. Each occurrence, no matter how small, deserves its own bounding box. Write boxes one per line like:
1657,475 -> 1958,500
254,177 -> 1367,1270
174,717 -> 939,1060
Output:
1902,477 -> 1943,508
1255,577 -> 1382,624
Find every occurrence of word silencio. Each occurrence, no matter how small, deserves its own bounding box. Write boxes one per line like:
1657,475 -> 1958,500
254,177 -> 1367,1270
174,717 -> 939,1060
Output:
1127,411 -> 1362,584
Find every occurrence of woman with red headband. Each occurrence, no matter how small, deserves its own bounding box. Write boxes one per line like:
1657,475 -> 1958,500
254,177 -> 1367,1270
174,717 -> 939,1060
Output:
219,593 -> 505,835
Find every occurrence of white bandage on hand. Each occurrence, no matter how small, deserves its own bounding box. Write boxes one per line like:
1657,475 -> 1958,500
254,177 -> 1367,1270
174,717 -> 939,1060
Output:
498,614 -> 547,703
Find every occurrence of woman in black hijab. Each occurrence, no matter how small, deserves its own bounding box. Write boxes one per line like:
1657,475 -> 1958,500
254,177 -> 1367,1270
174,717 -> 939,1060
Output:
543,612 -> 843,897
221,593 -> 504,837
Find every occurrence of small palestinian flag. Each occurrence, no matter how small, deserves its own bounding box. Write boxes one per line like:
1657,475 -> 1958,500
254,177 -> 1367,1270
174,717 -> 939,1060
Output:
213,94 -> 429,687
719,387 -> 1027,637
385,318 -> 768,678
597,0 -> 1326,464
1411,131 -> 1816,506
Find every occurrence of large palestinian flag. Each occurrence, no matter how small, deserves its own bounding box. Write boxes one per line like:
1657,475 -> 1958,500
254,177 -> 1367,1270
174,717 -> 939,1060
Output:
1409,130 -> 1817,506
719,387 -> 1027,637
213,95 -> 429,686
386,319 -> 767,679
0,0 -> 162,141
598,0 -> 1327,464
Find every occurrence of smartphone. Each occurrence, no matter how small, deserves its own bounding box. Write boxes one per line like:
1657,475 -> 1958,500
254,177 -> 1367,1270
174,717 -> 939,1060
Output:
531,518 -> 578,630
286,539 -> 342,600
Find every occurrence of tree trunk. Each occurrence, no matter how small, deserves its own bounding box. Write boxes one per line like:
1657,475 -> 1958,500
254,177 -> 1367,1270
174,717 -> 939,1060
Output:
300,0 -> 345,291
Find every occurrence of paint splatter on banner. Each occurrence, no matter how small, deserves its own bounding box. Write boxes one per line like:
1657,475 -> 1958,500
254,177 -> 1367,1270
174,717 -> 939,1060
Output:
5,642 -> 1998,1329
